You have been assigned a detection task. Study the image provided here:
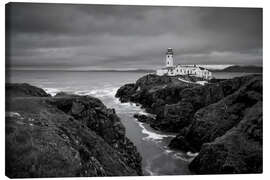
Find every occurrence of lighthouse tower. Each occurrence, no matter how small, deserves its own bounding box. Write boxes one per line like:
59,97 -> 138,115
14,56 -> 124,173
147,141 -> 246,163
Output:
166,48 -> 174,67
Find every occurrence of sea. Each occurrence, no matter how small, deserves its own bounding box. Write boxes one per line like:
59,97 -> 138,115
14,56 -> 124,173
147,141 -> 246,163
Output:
6,70 -> 258,175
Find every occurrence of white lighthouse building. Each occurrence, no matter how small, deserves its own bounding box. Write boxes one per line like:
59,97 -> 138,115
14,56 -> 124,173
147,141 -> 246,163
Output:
156,48 -> 213,80
166,48 -> 174,67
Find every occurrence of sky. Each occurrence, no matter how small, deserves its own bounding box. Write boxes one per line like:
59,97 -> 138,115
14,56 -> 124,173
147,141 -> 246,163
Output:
6,3 -> 262,70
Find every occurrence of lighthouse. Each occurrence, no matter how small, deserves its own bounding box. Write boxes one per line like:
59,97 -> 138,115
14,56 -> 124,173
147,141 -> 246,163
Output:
156,48 -> 213,79
166,48 -> 174,67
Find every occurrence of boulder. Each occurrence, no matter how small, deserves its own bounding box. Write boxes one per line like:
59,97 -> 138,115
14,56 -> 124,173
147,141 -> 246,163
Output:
115,83 -> 136,102
133,113 -> 155,124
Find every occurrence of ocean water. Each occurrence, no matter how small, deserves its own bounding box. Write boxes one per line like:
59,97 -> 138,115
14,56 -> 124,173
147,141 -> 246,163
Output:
6,70 -> 256,175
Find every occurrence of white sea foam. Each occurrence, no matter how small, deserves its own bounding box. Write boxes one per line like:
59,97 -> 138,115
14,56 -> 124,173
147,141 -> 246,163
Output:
138,122 -> 175,141
171,151 -> 199,162
115,100 -> 141,110
6,112 -> 23,119
138,111 -> 156,118
74,88 -> 118,98
44,88 -> 60,96
172,152 -> 193,162
74,90 -> 91,95
164,149 -> 174,154
196,81 -> 208,85
187,151 -> 199,157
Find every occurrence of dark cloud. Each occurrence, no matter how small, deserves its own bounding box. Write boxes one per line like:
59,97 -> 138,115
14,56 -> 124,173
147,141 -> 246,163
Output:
6,3 -> 262,69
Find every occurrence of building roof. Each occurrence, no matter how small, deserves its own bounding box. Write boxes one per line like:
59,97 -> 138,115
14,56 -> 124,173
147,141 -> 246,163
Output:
166,48 -> 173,54
164,66 -> 175,70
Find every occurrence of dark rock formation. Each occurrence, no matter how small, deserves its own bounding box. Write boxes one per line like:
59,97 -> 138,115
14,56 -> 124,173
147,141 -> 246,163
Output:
6,83 -> 50,97
169,75 -> 262,152
116,74 -> 259,132
115,83 -> 136,102
189,101 -> 262,174
116,73 -> 262,174
133,113 -> 155,124
5,83 -> 142,178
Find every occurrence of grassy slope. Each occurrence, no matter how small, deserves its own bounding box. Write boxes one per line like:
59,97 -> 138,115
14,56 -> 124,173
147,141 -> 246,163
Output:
6,95 -> 139,178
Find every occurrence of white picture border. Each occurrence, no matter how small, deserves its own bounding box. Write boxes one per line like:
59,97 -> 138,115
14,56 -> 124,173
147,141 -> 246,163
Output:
0,1 -> 268,180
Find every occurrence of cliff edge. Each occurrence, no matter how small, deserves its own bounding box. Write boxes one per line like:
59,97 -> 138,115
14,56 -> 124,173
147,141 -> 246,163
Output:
115,74 -> 262,174
6,83 -> 142,178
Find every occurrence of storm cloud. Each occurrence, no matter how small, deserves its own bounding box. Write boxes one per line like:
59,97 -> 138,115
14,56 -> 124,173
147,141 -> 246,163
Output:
6,3 -> 262,70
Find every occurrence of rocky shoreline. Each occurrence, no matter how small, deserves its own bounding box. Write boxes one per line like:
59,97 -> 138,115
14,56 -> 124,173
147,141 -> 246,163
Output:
116,74 -> 262,174
5,83 -> 142,178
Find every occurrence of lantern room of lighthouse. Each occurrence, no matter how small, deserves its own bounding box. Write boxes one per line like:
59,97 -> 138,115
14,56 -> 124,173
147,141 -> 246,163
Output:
166,48 -> 174,67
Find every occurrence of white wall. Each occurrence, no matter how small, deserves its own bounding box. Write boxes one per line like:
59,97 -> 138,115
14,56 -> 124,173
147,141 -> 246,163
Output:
166,54 -> 174,67
156,69 -> 168,76
157,65 -> 213,79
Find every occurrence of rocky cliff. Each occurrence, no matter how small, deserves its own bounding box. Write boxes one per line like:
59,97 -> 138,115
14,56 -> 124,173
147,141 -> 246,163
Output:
189,101 -> 262,174
116,74 -> 262,174
6,83 -> 142,178
116,74 -> 258,132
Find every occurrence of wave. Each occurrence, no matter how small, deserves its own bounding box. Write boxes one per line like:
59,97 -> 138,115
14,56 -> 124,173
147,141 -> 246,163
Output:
172,153 -> 192,162
6,112 -> 23,119
74,87 -> 118,98
44,88 -> 60,96
137,111 -> 157,119
164,149 -> 174,154
186,151 -> 199,157
170,151 -> 199,162
113,98 -> 139,107
42,84 -> 119,99
172,152 -> 194,162
74,90 -> 93,96
138,122 -> 175,141
196,81 -> 208,85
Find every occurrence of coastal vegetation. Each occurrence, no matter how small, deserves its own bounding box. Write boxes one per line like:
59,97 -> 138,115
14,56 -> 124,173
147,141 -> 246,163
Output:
5,83 -> 142,178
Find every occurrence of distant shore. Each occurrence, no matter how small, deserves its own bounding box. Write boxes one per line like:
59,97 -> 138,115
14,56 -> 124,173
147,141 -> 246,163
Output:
7,65 -> 262,73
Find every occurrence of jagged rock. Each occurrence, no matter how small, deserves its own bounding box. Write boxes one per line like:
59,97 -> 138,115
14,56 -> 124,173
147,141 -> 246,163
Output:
115,83 -> 136,102
170,75 -> 262,152
189,101 -> 262,174
116,73 -> 262,174
168,135 -> 197,153
116,74 -> 262,133
156,101 -> 194,131
133,113 -> 155,123
6,83 -> 50,97
55,91 -> 71,97
5,84 -> 142,178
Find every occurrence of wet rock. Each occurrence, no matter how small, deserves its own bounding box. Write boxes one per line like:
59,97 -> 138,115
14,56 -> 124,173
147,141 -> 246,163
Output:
115,83 -> 136,102
133,113 -> 155,123
169,135 -> 197,153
